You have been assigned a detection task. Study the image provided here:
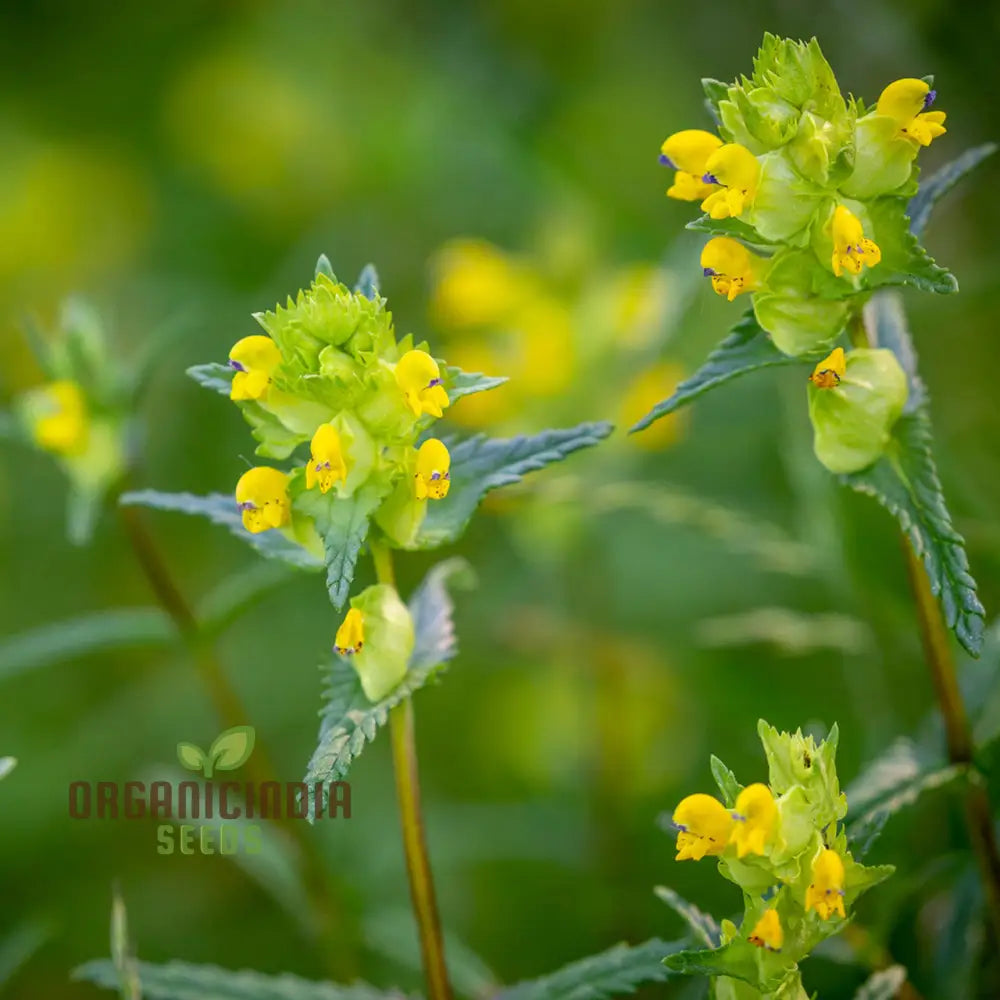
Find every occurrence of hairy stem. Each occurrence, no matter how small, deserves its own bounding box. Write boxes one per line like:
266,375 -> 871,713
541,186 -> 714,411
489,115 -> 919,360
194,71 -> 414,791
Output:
372,540 -> 453,1000
118,498 -> 357,977
850,306 -> 1000,939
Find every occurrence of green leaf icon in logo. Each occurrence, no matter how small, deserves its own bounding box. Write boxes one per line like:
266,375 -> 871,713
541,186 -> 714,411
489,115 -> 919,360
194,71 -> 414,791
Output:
176,726 -> 255,777
207,726 -> 256,776
176,742 -> 207,773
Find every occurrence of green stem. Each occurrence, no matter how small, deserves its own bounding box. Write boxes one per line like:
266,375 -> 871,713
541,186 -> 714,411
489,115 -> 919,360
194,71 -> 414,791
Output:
850,307 -> 1000,940
372,540 -> 453,1000
117,496 -> 358,979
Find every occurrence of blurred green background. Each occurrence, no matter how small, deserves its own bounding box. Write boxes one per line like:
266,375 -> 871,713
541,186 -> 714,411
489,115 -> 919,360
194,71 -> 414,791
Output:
2,1 -> 999,998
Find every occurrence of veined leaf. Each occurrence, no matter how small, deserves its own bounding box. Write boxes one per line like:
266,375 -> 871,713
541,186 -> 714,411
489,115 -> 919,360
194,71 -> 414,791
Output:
414,422 -> 613,548
653,886 -> 720,949
497,939 -> 679,1000
0,608 -> 174,683
844,294 -> 985,656
852,966 -> 907,1000
120,491 -> 324,571
304,560 -> 468,794
445,367 -> 508,402
630,312 -> 811,432
73,960 -> 400,1000
187,363 -> 234,396
686,214 -> 774,248
296,482 -> 391,610
865,197 -> 957,295
709,755 -> 742,808
908,143 -> 998,238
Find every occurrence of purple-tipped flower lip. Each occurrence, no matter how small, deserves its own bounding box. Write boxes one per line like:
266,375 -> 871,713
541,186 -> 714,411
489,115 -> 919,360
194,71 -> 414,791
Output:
923,89 -> 936,110
702,172 -> 720,185
427,377 -> 444,388
703,267 -> 718,277
673,822 -> 688,833
659,152 -> 676,168
237,500 -> 257,511
732,812 -> 747,822
229,359 -> 247,372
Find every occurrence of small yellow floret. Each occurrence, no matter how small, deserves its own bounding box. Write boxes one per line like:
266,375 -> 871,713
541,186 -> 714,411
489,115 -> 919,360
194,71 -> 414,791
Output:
334,607 -> 365,656
229,335 -> 281,401
700,237 -> 757,301
700,144 -> 761,220
414,439 -> 451,500
235,466 -> 290,533
831,206 -> 882,278
809,347 -> 847,389
306,423 -> 348,494
396,350 -> 450,418
749,909 -> 783,951
729,783 -> 777,858
805,848 -> 847,920
672,793 -> 734,861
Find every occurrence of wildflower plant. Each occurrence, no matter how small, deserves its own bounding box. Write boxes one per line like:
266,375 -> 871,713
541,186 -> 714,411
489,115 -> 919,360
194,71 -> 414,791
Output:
121,254 -> 611,998
662,722 -> 892,1000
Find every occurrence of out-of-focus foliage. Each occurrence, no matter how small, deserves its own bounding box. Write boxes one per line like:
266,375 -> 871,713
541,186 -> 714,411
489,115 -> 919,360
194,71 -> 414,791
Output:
2,1 -> 1000,999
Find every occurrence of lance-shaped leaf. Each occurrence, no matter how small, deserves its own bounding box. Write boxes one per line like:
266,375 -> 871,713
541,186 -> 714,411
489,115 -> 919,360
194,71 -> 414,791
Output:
304,559 -> 470,797
630,313 -> 813,432
497,939 -> 679,1000
842,295 -> 985,656
710,754 -> 742,808
73,960 -> 401,1000
414,422 -> 613,548
120,491 -> 323,570
908,143 -> 998,238
653,886 -> 721,949
187,362 -> 234,396
353,263 -> 380,300
296,481 -> 391,609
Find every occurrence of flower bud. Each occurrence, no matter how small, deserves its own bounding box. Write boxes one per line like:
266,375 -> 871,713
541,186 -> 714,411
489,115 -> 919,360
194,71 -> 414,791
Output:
341,583 -> 415,701
808,348 -> 908,474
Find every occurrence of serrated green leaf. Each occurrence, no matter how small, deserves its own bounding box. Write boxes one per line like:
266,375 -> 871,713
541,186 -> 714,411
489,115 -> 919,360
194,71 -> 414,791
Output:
304,559 -> 467,792
865,197 -> 957,295
908,143 -> 998,238
630,313 -> 812,432
664,940 -> 764,990
73,959 -> 398,1000
296,482 -> 390,609
653,886 -> 720,949
852,966 -> 907,1000
709,755 -> 742,808
843,411 -> 985,656
120,491 -> 323,571
0,608 -> 174,683
445,366 -> 509,402
414,422 -> 613,548
187,363 -> 234,396
353,264 -> 380,300
497,939 -> 679,1000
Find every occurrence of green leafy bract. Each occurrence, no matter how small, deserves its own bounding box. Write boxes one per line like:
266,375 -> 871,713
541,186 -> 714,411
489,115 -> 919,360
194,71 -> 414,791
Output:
303,559 -> 470,796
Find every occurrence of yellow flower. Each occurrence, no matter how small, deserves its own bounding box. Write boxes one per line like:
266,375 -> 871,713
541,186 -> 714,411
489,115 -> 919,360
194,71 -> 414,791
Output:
831,206 -> 882,278
414,439 -> 451,500
808,347 -> 846,389
235,467 -> 290,533
700,238 -> 758,301
334,607 -> 365,656
26,380 -> 89,455
395,350 -> 450,418
729,783 -> 777,858
805,848 -> 846,919
660,130 -> 723,202
700,144 -> 761,219
748,909 -> 783,951
876,78 -> 947,147
672,793 -> 735,861
229,335 -> 282,401
305,423 -> 348,494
